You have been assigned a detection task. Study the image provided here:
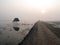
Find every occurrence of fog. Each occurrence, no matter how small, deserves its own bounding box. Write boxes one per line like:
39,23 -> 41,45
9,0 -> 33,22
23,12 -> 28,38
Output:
0,0 -> 60,23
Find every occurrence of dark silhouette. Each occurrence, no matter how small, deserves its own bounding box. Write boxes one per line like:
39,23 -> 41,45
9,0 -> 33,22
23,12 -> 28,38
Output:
13,17 -> 20,31
13,27 -> 19,31
13,18 -> 19,22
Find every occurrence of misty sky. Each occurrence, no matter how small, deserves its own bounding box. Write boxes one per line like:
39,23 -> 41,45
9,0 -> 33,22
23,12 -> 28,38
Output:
0,0 -> 60,23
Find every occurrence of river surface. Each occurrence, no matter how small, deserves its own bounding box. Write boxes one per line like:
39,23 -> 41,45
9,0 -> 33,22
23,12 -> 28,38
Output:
0,21 -> 33,45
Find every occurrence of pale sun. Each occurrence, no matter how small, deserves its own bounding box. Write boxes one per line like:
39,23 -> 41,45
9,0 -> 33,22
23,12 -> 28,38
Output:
41,10 -> 47,14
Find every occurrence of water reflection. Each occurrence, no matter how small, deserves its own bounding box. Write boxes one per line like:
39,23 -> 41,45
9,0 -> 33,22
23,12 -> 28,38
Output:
13,27 -> 19,31
12,18 -> 20,31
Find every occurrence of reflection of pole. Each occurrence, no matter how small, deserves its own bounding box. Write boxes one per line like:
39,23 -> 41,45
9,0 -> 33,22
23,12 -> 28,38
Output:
12,18 -> 20,31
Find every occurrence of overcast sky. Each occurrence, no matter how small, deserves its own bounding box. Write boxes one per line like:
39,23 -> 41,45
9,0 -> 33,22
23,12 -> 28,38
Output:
0,0 -> 60,23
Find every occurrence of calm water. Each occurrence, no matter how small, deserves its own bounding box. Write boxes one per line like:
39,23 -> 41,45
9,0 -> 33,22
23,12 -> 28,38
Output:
0,21 -> 33,45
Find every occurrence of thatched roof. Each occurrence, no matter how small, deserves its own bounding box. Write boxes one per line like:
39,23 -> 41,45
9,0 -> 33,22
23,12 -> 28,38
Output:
13,18 -> 19,22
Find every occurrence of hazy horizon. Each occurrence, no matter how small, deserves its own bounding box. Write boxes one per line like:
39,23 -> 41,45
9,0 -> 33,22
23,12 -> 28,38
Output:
0,0 -> 60,23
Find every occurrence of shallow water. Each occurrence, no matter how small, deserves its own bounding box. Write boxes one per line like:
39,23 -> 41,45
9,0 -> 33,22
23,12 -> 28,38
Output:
0,21 -> 33,45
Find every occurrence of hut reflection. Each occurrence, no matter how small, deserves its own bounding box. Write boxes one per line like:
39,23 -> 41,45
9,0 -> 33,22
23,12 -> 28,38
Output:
12,18 -> 20,31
